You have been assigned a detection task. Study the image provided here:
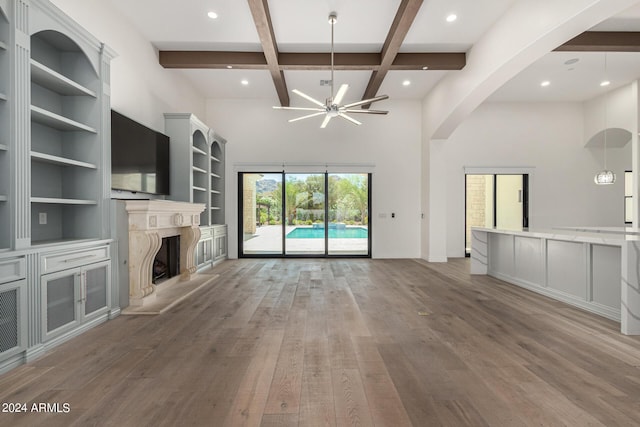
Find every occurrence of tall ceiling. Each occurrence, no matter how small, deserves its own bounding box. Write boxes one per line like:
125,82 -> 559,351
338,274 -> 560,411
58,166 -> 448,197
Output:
107,0 -> 640,105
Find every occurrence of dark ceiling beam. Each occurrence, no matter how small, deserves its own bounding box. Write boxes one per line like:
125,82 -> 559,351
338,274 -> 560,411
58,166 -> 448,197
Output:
247,0 -> 289,106
159,51 -> 268,69
362,0 -> 424,105
159,51 -> 466,71
555,31 -> 640,52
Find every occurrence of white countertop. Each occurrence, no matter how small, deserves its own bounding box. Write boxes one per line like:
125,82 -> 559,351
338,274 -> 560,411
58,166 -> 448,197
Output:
471,226 -> 640,246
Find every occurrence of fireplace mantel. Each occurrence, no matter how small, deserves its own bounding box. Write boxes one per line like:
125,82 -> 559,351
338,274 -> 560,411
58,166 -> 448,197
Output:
124,200 -> 205,306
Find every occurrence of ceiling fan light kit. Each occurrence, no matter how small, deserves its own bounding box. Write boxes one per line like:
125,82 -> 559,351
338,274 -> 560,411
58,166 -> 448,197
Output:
273,12 -> 389,128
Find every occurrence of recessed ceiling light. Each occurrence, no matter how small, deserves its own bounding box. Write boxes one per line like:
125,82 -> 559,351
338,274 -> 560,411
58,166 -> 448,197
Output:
207,11 -> 218,19
540,80 -> 550,87
241,79 -> 249,85
402,80 -> 411,86
422,66 -> 429,70
446,14 -> 457,23
600,80 -> 610,87
226,65 -> 233,69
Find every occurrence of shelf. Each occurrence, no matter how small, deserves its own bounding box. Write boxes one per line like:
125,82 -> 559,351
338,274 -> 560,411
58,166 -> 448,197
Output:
31,60 -> 96,97
31,151 -> 97,169
0,195 -> 7,202
0,144 -> 7,151
31,106 -> 97,133
192,146 -> 206,156
0,41 -> 7,50
211,190 -> 221,194
0,92 -> 6,101
193,186 -> 206,192
210,207 -> 221,210
211,173 -> 221,179
32,197 -> 97,205
210,156 -> 221,163
192,166 -> 206,174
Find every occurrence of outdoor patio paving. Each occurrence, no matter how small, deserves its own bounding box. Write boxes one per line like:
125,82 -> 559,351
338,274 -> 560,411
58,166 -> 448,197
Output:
243,225 -> 368,255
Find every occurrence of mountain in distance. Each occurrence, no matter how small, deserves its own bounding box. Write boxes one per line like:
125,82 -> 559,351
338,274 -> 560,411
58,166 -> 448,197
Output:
256,179 -> 278,194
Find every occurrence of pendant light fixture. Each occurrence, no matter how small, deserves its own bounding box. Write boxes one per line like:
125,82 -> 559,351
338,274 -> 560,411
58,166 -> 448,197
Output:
594,53 -> 616,185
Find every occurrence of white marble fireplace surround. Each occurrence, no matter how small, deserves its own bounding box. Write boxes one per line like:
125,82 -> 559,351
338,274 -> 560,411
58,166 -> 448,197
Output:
124,200 -> 205,306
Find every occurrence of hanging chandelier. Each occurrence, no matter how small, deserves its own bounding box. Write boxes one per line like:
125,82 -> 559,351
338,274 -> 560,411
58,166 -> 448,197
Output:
594,53 -> 615,185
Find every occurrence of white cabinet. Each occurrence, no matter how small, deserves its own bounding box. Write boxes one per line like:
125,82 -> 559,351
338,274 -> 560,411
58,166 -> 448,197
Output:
41,254 -> 110,341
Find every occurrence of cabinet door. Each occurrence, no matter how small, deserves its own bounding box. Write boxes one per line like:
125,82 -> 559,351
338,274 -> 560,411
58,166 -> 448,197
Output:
0,280 -> 27,361
43,269 -> 80,339
84,261 -> 109,318
215,234 -> 227,260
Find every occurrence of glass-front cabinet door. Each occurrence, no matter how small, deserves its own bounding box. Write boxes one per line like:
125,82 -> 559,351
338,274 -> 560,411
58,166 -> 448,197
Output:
42,260 -> 110,341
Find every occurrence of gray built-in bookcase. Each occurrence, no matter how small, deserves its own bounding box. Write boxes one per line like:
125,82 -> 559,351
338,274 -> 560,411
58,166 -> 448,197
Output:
164,113 -> 227,270
0,5 -> 10,250
0,0 -> 117,374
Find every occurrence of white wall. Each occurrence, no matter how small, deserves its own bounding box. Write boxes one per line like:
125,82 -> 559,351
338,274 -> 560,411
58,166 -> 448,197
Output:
50,0 -> 205,132
444,102 -> 631,257
206,98 -> 422,259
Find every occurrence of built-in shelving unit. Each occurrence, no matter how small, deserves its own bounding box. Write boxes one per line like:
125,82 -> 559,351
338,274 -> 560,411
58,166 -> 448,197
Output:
210,140 -> 225,225
164,113 -> 227,270
0,0 -> 116,376
0,5 -> 9,250
30,29 -> 101,245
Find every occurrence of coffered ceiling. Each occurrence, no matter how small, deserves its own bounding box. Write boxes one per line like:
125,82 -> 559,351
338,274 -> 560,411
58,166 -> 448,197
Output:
107,0 -> 640,105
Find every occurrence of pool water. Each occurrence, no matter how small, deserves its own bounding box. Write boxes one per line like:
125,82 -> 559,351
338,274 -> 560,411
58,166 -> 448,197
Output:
287,227 -> 368,239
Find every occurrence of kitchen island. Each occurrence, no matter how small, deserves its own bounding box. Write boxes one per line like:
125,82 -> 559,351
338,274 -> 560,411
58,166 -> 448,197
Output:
471,226 -> 640,335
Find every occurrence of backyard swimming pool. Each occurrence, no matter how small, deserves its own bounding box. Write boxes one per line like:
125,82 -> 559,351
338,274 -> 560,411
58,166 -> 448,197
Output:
287,226 -> 368,239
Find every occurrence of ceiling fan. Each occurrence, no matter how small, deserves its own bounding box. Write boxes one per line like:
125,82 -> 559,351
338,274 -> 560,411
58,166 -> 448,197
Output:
273,12 -> 389,128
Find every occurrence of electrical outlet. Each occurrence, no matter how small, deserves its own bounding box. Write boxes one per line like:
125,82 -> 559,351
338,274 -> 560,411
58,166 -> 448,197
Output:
39,212 -> 47,225
391,212 -> 396,218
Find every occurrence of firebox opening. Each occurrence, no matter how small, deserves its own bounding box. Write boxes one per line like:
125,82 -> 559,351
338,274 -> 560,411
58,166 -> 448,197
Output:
153,236 -> 180,284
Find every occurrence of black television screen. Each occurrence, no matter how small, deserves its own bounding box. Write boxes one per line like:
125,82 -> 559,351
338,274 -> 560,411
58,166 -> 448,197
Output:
111,110 -> 170,195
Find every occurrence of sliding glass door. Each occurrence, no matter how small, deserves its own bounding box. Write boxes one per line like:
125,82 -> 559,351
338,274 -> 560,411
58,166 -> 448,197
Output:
465,173 -> 529,255
239,172 -> 371,257
285,173 -> 326,255
328,173 -> 369,255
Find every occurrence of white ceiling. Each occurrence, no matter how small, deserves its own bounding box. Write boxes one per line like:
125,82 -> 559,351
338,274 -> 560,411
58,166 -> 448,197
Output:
107,0 -> 640,104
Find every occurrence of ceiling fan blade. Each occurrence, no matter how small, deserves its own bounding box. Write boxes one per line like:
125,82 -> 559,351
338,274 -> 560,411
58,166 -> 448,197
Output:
273,106 -> 325,112
342,94 -> 389,109
289,112 -> 326,123
338,113 -> 362,126
333,84 -> 349,105
320,115 -> 332,128
342,109 -> 388,115
292,89 -> 325,107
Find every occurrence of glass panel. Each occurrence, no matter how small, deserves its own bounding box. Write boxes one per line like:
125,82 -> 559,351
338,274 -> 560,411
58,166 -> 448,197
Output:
625,197 -> 633,223
465,175 -> 494,253
47,274 -> 76,332
496,175 -> 523,230
328,173 -> 369,255
85,266 -> 107,316
242,173 -> 284,255
285,173 -> 325,255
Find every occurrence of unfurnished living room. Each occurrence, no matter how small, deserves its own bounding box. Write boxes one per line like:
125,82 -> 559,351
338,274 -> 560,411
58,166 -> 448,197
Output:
1,0 -> 640,426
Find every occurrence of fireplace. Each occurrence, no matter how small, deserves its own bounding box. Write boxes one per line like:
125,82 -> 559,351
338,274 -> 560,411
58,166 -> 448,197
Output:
153,236 -> 180,284
124,200 -> 205,306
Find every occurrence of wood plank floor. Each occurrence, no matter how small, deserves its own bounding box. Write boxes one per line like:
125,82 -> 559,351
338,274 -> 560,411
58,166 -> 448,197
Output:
2,258 -> 640,426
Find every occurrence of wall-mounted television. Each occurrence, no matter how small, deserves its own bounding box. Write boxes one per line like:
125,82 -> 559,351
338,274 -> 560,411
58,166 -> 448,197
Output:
111,110 -> 170,195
